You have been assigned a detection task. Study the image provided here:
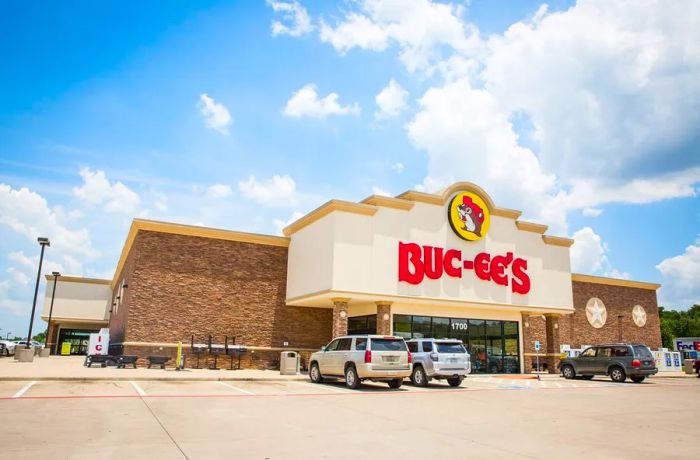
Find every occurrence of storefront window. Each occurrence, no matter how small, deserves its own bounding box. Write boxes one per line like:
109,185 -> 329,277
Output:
412,316 -> 432,338
390,314 -> 520,374
432,317 -> 450,338
392,314 -> 412,339
468,320 -> 487,373
348,315 -> 377,335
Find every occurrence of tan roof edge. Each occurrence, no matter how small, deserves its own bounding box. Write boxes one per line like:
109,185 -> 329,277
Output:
516,221 -> 549,234
282,200 -> 378,237
361,194 -> 414,211
43,275 -> 110,285
572,273 -> 661,291
396,182 -> 522,220
542,235 -> 575,247
491,208 -> 522,219
111,219 -> 289,289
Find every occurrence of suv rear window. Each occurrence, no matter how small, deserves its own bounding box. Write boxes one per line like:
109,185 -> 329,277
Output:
407,342 -> 418,353
370,338 -> 407,351
633,345 -> 653,359
436,342 -> 466,353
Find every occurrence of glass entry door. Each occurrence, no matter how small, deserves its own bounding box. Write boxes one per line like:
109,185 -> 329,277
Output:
57,329 -> 97,355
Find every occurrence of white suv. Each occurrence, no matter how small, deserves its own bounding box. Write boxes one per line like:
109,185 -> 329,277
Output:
309,335 -> 412,389
0,340 -> 16,356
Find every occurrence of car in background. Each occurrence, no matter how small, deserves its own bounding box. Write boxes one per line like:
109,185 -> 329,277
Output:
0,340 -> 16,356
14,340 -> 44,349
407,338 -> 471,387
560,343 -> 658,383
694,359 -> 700,378
309,335 -> 412,389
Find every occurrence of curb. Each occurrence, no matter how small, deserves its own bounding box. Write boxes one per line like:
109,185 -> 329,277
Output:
0,376 -> 310,382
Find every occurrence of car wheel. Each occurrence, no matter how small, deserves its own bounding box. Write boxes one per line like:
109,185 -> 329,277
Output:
411,366 -> 428,387
447,376 -> 463,387
561,365 -> 575,379
609,366 -> 626,383
631,376 -> 645,383
344,365 -> 360,389
388,379 -> 403,389
582,375 -> 594,380
309,362 -> 323,383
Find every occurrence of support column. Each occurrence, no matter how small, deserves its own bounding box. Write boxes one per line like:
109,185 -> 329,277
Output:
331,298 -> 350,338
544,314 -> 561,374
521,312 -> 533,373
376,301 -> 392,335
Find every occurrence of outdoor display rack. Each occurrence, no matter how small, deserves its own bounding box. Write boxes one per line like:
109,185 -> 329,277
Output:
190,335 -> 208,369
225,336 -> 247,370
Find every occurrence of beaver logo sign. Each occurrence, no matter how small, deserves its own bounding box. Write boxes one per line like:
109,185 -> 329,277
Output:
448,192 -> 490,241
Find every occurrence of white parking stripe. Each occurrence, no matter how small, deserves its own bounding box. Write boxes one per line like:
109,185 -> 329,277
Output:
130,381 -> 146,396
540,381 -> 548,388
13,381 -> 36,398
289,381 -> 350,393
218,381 -> 255,395
555,382 -> 563,388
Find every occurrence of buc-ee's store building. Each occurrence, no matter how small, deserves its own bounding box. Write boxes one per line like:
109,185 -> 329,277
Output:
42,182 -> 662,373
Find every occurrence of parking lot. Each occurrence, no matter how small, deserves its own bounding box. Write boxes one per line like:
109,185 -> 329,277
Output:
1,375 -> 698,459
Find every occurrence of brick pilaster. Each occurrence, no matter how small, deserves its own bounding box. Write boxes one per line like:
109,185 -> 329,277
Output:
331,298 -> 350,338
376,301 -> 392,335
544,314 -> 561,374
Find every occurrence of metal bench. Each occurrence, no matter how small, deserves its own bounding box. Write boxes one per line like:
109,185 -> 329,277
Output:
85,354 -> 116,368
116,355 -> 138,369
147,355 -> 171,369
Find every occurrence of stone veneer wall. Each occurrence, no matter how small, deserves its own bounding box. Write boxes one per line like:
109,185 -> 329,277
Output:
559,280 -> 661,350
109,230 -> 332,369
522,280 -> 661,373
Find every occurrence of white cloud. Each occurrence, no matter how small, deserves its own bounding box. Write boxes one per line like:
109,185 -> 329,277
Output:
268,1 -> 313,37
375,79 -> 409,119
320,12 -> 389,53
605,268 -> 630,280
238,175 -> 298,207
570,227 -> 608,274
73,168 -> 141,214
197,93 -> 232,135
482,0 -> 700,182
206,184 -> 233,199
582,207 -> 603,217
319,0 -> 481,73
656,236 -> 700,308
1,183 -> 97,259
273,211 -> 305,236
283,84 -> 360,118
371,185 -> 391,196
311,0 -> 700,235
391,162 -> 404,173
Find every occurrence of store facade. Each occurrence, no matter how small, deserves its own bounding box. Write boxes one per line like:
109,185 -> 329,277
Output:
42,181 -> 663,372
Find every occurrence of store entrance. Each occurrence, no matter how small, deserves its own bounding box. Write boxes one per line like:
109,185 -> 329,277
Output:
57,329 -> 98,355
392,314 -> 520,374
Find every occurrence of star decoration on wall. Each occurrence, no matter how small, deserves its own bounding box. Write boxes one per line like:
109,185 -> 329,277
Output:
632,305 -> 647,327
585,298 -> 607,328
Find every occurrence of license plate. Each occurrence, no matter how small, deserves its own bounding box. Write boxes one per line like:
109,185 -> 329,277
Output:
383,356 -> 399,363
447,358 -> 458,363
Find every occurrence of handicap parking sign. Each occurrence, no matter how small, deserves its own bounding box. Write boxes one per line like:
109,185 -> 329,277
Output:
535,340 -> 540,352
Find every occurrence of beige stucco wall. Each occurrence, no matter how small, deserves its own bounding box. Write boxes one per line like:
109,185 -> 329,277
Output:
41,278 -> 112,322
287,195 -> 574,313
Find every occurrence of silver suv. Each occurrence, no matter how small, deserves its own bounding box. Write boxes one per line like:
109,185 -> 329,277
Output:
407,338 -> 471,387
309,335 -> 412,389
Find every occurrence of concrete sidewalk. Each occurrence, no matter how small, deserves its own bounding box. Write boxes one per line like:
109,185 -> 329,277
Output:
0,355 -> 309,381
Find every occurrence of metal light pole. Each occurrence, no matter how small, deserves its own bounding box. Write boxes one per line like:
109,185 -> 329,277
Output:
45,271 -> 60,353
26,237 -> 50,349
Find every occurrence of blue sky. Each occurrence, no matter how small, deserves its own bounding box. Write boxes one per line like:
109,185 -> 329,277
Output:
1,0 -> 699,338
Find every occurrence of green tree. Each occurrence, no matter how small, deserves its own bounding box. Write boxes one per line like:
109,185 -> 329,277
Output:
658,304 -> 700,348
32,330 -> 46,344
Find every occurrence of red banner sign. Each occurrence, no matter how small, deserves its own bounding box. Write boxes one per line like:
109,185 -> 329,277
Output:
398,242 -> 531,294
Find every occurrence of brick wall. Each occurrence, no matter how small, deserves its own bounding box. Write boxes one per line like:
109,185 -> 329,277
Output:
559,280 -> 662,349
110,231 -> 332,368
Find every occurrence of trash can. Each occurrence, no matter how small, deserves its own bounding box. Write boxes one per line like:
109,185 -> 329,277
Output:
280,351 -> 300,375
684,359 -> 695,375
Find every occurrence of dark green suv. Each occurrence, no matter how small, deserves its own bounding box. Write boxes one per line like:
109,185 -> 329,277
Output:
560,343 -> 658,383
